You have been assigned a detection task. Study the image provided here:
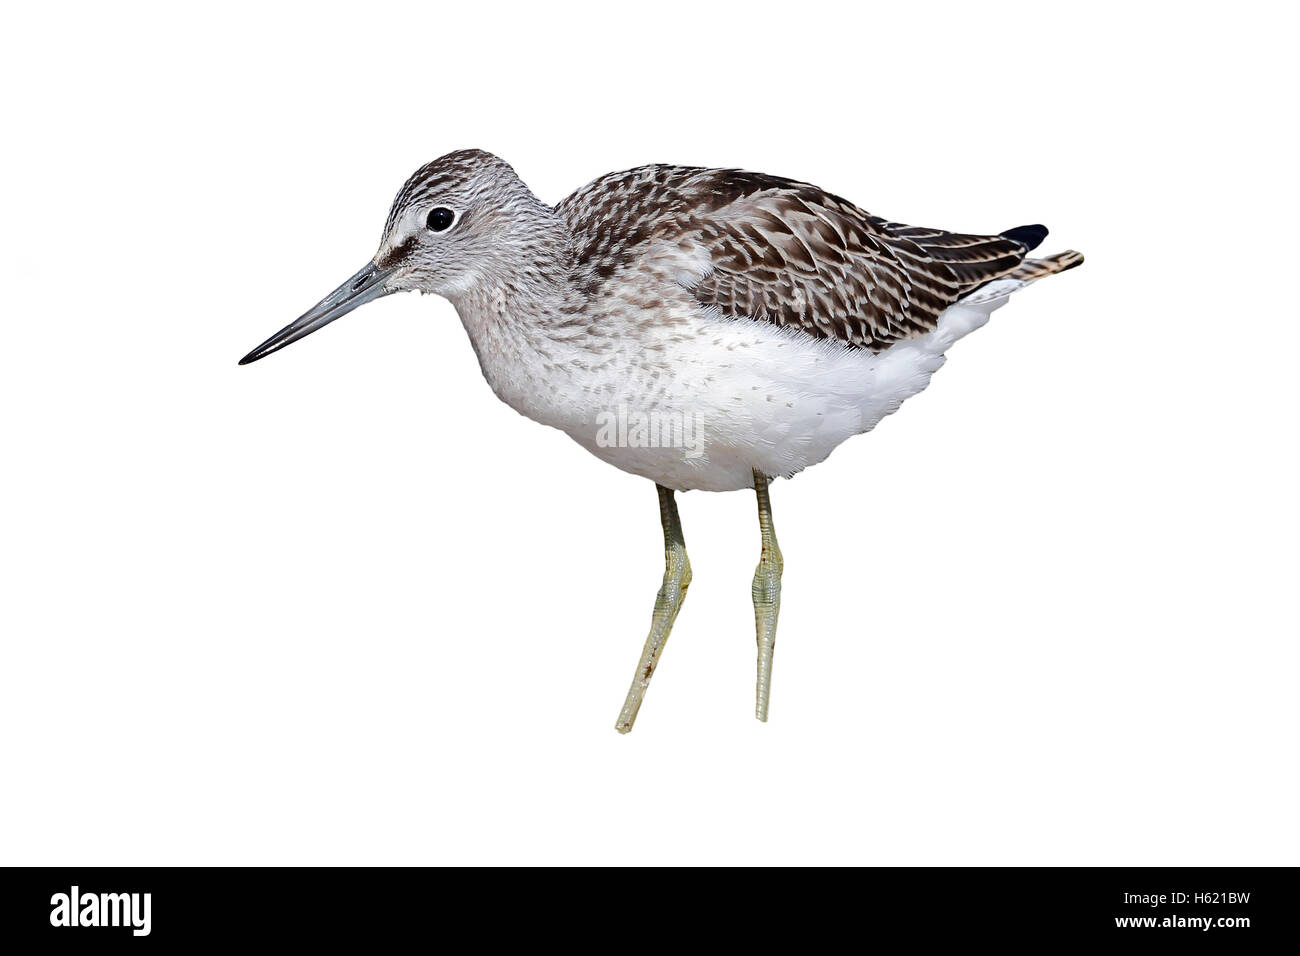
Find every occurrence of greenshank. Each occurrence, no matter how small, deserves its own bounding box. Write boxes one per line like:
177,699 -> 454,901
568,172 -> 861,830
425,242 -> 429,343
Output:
240,149 -> 1082,732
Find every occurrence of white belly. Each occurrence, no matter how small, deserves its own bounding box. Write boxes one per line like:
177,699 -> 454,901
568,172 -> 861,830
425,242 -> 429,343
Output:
566,280 -> 1024,492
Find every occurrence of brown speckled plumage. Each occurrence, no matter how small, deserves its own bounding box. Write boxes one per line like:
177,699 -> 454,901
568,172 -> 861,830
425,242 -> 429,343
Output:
557,165 -> 1080,351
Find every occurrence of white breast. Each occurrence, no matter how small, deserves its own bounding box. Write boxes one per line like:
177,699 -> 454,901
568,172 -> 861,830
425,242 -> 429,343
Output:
456,277 -> 1026,493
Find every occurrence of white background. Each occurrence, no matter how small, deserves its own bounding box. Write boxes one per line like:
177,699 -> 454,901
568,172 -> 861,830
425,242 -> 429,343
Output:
2,2 -> 1295,866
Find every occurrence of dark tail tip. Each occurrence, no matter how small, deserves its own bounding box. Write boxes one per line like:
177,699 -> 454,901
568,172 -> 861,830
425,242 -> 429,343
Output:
1000,224 -> 1049,252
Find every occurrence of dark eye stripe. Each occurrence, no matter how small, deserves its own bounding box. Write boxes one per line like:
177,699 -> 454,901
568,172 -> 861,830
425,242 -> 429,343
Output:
426,207 -> 455,232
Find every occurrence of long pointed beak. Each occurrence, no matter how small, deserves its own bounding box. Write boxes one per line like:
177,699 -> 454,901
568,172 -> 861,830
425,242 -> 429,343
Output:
238,261 -> 396,365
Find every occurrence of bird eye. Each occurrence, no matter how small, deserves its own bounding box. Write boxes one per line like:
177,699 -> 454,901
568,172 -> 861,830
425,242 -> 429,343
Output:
426,207 -> 455,232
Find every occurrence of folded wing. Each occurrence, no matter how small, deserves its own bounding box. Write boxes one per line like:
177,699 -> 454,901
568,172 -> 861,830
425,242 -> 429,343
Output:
559,166 -> 1044,351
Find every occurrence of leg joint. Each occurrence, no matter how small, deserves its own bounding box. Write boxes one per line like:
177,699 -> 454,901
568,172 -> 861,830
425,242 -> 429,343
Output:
752,551 -> 782,606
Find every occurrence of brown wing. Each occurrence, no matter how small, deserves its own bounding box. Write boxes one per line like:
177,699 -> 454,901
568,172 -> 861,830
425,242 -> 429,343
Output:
558,166 -> 1037,351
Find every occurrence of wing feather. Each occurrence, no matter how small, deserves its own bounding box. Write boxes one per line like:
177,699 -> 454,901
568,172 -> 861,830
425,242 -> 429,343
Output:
558,166 -> 1037,351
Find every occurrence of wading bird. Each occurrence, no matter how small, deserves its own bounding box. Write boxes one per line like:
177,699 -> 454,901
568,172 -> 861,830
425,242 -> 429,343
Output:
240,150 -> 1082,732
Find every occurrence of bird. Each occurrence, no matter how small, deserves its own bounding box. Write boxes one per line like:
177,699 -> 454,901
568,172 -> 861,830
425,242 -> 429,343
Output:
240,149 -> 1082,733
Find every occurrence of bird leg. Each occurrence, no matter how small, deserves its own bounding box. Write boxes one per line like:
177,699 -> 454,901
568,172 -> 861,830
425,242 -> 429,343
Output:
751,470 -> 783,722
615,484 -> 692,734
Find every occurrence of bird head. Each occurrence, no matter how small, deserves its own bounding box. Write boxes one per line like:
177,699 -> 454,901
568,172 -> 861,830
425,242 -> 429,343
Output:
239,148 -> 550,365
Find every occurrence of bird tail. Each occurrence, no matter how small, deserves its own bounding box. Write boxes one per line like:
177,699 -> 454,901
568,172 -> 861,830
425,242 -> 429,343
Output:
1006,249 -> 1085,283
995,224 -> 1084,283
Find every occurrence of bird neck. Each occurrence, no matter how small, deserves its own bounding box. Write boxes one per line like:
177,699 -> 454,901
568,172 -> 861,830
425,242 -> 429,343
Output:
444,209 -> 590,422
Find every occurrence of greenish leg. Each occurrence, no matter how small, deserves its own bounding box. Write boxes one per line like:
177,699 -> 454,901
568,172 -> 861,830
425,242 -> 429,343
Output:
751,470 -> 783,722
615,484 -> 692,734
